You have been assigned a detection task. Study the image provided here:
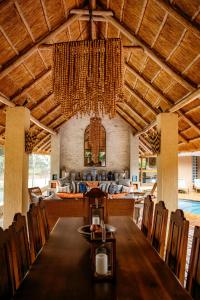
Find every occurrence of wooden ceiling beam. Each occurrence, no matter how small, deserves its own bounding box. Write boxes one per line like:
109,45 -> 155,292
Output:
0,14 -> 79,79
154,0 -> 200,40
34,133 -> 51,150
0,92 -> 56,135
70,9 -> 113,16
139,139 -> 152,153
104,15 -> 196,91
124,100 -> 149,126
125,82 -> 159,115
125,62 -> 172,107
117,104 -> 143,131
169,88 -> 200,112
116,108 -> 137,132
126,62 -> 200,135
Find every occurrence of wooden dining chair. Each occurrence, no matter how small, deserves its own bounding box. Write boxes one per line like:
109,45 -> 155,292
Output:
10,213 -> 31,289
0,227 -> 15,299
141,195 -> 154,239
27,203 -> 43,263
84,188 -> 108,222
38,199 -> 50,245
186,226 -> 200,299
165,209 -> 189,285
151,201 -> 168,258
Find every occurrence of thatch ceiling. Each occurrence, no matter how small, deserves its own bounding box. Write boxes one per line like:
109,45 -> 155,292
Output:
0,0 -> 200,155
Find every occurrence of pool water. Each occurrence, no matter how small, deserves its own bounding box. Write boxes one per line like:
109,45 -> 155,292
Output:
179,199 -> 200,215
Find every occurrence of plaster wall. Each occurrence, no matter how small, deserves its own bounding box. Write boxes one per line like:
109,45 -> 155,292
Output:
59,116 -> 131,172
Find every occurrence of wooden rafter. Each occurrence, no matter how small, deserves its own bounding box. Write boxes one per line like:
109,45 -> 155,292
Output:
125,62 -> 200,135
117,103 -> 143,131
125,82 -> 159,115
104,15 -> 196,91
155,0 -> 200,39
135,0 -> 148,34
0,14 -> 79,79
116,108 -> 137,132
0,91 -> 56,135
125,100 -> 149,126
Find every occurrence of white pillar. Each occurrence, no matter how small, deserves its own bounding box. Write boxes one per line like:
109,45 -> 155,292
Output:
51,133 -> 60,179
3,107 -> 30,228
130,133 -> 139,182
157,113 -> 178,214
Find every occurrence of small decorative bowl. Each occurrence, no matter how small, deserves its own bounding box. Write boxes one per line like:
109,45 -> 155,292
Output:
77,224 -> 116,242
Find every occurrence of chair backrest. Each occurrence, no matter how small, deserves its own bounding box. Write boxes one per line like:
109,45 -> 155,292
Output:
28,187 -> 42,203
165,209 -> 189,285
151,201 -> 168,258
84,188 -> 107,206
84,188 -> 108,221
186,226 -> 200,299
10,213 -> 31,289
0,227 -> 15,298
38,199 -> 50,245
27,203 -> 43,263
141,195 -> 154,239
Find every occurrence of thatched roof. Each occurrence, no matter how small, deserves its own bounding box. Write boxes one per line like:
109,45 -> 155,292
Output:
0,0 -> 199,155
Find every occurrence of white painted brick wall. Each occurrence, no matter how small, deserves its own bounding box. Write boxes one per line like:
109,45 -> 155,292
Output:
59,115 -> 131,172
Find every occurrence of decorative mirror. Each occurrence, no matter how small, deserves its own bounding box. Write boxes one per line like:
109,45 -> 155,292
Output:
84,119 -> 106,167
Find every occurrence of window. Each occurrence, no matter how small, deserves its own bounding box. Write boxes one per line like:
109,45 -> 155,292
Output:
84,124 -> 106,167
29,154 -> 50,188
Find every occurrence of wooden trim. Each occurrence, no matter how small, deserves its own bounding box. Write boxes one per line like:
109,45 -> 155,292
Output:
104,15 -> 196,91
177,111 -> 200,135
0,14 -> 79,79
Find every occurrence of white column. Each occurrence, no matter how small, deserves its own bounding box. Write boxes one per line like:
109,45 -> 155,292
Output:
3,107 -> 30,228
130,132 -> 139,182
51,133 -> 60,179
157,113 -> 178,213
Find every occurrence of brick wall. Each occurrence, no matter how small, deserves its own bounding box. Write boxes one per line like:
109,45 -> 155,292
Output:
59,115 -> 131,172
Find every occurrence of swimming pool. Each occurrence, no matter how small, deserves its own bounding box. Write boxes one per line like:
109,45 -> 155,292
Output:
179,199 -> 200,215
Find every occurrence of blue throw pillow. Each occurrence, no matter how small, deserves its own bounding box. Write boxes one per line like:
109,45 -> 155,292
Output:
79,182 -> 87,193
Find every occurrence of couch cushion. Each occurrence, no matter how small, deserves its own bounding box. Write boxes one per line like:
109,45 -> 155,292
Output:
56,193 -> 83,199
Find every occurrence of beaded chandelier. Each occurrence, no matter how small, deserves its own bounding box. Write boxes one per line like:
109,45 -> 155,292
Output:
89,117 -> 101,164
53,38 -> 123,119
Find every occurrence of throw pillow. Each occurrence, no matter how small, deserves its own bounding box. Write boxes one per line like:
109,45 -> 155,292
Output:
122,185 -> 130,193
118,179 -> 131,187
58,177 -> 69,187
79,182 -> 87,193
108,184 -> 118,194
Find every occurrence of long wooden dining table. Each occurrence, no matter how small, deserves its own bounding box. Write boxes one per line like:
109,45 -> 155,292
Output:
12,216 -> 191,300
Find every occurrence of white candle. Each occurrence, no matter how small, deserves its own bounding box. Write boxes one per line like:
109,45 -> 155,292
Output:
95,253 -> 108,275
92,216 -> 100,225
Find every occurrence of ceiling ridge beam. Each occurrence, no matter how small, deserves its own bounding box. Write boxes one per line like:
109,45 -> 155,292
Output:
0,14 -> 79,80
154,0 -> 200,40
104,15 -> 196,91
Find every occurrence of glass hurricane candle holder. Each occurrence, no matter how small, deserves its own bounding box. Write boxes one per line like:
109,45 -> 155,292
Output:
90,231 -> 116,281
